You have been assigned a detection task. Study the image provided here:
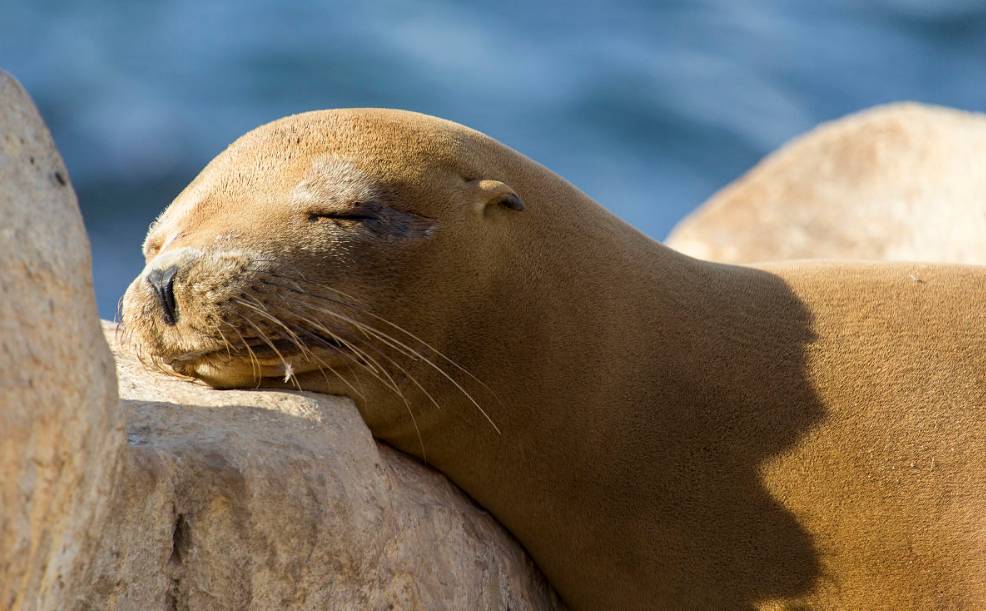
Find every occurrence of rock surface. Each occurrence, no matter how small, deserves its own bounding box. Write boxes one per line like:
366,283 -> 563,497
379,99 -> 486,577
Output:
667,103 -> 986,264
0,71 -> 123,609
86,322 -> 561,610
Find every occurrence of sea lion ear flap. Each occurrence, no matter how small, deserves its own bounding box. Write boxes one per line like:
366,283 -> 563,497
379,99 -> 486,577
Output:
470,179 -> 525,214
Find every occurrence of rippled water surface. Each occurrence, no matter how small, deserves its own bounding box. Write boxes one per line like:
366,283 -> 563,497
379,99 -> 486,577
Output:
3,0 -> 985,316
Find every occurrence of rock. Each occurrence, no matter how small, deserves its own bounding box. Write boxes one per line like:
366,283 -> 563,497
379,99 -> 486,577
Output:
86,321 -> 561,610
0,71 -> 123,608
666,103 -> 986,264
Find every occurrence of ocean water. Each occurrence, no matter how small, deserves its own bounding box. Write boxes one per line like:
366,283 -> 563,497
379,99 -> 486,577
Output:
3,0 -> 985,317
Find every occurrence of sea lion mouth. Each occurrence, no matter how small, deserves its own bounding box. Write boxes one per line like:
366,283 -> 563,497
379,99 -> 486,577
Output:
168,329 -> 348,366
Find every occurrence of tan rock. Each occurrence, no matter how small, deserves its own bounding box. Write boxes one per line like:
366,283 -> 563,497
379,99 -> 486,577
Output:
86,322 -> 561,610
666,103 -> 986,264
0,71 -> 123,609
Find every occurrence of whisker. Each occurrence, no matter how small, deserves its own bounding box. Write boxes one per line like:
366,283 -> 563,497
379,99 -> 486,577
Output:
237,297 -> 371,399
254,270 -> 502,407
282,311 -> 405,399
240,315 -> 302,391
235,297 -> 315,360
362,310 -> 505,408
356,337 -> 445,416
214,325 -> 234,359
114,294 -> 126,347
286,309 -> 446,417
261,304 -> 436,455
285,309 -> 387,377
225,321 -> 262,385
400,391 -> 427,463
296,301 -> 501,435
306,349 -> 370,401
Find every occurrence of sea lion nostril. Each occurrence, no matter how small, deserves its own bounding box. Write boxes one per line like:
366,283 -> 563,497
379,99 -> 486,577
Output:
146,265 -> 179,325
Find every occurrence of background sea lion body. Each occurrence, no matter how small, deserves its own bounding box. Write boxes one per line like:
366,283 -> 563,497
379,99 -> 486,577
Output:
122,109 -> 986,609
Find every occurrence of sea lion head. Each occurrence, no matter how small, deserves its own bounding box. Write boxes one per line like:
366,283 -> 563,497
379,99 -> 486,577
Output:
121,109 -> 547,438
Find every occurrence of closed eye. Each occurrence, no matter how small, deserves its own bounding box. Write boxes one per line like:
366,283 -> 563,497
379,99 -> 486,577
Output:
304,202 -> 436,239
307,209 -> 378,223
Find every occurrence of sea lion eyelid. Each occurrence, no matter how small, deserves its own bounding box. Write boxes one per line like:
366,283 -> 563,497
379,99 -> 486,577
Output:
306,204 -> 379,223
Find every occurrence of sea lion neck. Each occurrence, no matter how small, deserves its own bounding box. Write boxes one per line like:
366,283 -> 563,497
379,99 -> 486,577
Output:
390,194 -> 822,607
423,226 -> 818,477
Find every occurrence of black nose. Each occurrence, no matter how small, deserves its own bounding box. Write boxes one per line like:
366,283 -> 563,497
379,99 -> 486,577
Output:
146,265 -> 179,325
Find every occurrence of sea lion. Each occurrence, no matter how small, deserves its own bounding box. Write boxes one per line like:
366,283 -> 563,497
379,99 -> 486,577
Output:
121,109 -> 986,609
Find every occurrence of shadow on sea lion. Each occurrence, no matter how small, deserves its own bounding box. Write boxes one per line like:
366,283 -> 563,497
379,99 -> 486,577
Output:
120,109 -> 985,609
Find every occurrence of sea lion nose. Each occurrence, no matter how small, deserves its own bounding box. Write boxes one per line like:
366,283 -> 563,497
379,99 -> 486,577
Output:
146,265 -> 179,325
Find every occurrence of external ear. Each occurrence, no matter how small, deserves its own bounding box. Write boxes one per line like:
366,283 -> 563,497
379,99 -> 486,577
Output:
470,179 -> 525,214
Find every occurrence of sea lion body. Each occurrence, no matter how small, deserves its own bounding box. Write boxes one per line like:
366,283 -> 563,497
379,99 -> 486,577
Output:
122,109 -> 986,609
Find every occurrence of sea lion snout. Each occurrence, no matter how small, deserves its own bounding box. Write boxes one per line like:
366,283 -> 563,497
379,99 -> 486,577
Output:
136,245 -> 204,327
145,264 -> 178,325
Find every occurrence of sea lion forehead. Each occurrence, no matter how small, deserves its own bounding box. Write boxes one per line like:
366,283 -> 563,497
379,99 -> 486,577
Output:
143,156 -> 371,253
227,108 -> 509,205
144,109 -> 512,255
243,108 -> 514,184
240,108 -> 469,162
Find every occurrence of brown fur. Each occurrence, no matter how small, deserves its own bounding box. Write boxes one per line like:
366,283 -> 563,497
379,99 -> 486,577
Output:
122,109 -> 986,609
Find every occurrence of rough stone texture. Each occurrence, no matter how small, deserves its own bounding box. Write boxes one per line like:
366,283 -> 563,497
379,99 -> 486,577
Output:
0,71 -> 123,609
85,322 -> 561,610
667,103 -> 986,264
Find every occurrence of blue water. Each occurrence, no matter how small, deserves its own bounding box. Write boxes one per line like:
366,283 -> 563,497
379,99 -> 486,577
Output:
3,0 -> 985,317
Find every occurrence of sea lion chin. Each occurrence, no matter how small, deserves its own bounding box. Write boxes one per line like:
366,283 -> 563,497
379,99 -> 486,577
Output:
122,109 -> 986,610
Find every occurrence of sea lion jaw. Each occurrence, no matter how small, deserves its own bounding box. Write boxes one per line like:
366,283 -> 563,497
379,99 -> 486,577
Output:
168,340 -> 349,389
